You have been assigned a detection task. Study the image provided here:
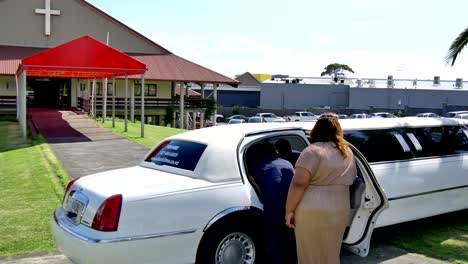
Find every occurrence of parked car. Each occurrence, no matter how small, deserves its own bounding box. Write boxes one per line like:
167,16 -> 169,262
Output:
52,118 -> 468,263
225,115 -> 249,122
416,112 -> 440,118
453,113 -> 468,120
284,111 -> 318,122
247,116 -> 266,123
349,113 -> 369,119
337,114 -> 349,119
205,114 -> 225,127
254,113 -> 285,122
369,112 -> 397,118
227,119 -> 246,124
444,111 -> 468,118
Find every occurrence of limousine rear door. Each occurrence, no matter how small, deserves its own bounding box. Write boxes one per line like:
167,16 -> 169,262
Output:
343,145 -> 389,257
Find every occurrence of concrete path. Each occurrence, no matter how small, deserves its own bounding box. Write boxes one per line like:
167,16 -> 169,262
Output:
29,108 -> 149,178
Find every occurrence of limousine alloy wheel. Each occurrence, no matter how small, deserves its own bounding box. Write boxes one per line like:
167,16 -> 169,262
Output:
197,220 -> 264,264
215,232 -> 255,264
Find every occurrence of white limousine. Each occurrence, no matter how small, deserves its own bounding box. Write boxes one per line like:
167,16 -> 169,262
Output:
52,117 -> 468,263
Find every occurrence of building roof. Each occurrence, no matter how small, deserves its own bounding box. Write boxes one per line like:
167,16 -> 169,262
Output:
128,53 -> 238,85
76,0 -> 171,54
0,45 -> 238,85
19,36 -> 146,79
234,72 -> 261,86
0,46 -> 45,76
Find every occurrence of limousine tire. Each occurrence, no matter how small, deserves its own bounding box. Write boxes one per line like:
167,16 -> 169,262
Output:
197,220 -> 265,264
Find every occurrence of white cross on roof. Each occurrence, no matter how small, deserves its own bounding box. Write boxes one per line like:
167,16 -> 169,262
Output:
35,0 -> 61,36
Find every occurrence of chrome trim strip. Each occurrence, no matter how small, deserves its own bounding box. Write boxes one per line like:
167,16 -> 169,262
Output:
388,184 -> 468,201
54,210 -> 196,244
203,206 -> 257,232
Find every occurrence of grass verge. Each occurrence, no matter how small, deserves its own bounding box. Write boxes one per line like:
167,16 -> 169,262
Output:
0,121 -> 69,257
386,210 -> 468,264
95,117 -> 186,148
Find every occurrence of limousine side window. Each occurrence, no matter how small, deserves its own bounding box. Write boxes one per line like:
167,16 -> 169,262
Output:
344,129 -> 413,163
403,126 -> 468,157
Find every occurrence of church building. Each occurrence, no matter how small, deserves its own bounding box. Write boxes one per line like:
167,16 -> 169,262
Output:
0,0 -> 237,138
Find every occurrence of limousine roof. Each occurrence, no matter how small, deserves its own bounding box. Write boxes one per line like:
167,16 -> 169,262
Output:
166,117 -> 468,149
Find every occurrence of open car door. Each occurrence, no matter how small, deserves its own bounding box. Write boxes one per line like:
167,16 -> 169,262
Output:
343,145 -> 389,257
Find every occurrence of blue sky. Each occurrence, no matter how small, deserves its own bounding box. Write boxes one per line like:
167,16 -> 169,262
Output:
87,0 -> 468,79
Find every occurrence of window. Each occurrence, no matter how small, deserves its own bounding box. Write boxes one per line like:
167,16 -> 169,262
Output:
403,126 -> 468,157
107,83 -> 114,96
344,129 -> 413,163
96,83 -> 113,96
444,126 -> 468,155
147,140 -> 207,171
135,84 -> 157,96
96,83 -> 102,96
147,84 -> 157,96
403,127 -> 444,157
245,135 -> 308,172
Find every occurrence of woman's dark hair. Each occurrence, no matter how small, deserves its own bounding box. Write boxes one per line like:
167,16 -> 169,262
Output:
310,112 -> 349,158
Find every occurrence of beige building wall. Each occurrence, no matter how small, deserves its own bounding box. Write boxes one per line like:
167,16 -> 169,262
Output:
79,79 -> 172,99
0,0 -> 168,54
0,77 -> 17,96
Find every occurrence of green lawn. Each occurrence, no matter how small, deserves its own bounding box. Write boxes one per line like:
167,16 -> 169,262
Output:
96,117 -> 186,148
0,121 -> 69,257
387,210 -> 468,264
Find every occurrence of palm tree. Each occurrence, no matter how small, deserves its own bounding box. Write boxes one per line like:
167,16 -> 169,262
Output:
446,26 -> 468,66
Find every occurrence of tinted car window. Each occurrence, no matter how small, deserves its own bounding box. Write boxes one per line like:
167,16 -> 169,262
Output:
444,126 -> 468,154
403,126 -> 468,157
344,129 -> 413,163
148,140 -> 207,171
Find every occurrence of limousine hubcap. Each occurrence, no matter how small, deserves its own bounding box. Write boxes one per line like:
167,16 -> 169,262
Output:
215,232 -> 255,264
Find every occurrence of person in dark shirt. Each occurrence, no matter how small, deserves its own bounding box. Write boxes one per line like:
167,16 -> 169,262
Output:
275,138 -> 301,165
247,143 -> 297,264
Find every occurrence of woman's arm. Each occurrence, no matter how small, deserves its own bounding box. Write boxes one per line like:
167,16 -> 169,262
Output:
285,147 -> 320,228
286,167 -> 311,214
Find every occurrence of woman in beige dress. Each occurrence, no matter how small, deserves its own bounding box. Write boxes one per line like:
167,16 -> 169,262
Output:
285,112 -> 357,264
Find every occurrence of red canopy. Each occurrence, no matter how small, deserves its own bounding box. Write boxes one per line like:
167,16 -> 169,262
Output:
18,36 -> 146,78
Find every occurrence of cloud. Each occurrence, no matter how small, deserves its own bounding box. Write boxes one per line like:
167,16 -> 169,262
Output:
318,36 -> 330,45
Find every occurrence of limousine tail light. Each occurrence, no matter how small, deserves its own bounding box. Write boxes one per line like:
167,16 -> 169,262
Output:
92,194 -> 122,232
63,179 -> 78,201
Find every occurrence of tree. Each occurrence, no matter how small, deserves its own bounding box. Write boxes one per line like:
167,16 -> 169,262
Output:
164,104 -> 175,127
232,105 -> 239,115
446,26 -> 468,66
320,63 -> 354,82
205,98 -> 216,120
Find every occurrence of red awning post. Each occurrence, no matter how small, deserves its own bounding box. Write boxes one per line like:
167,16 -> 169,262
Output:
112,75 -> 116,128
124,74 -> 128,132
130,81 -> 135,122
140,74 -> 145,138
15,74 -> 19,121
102,78 -> 107,123
91,78 -> 96,117
18,70 -> 27,143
